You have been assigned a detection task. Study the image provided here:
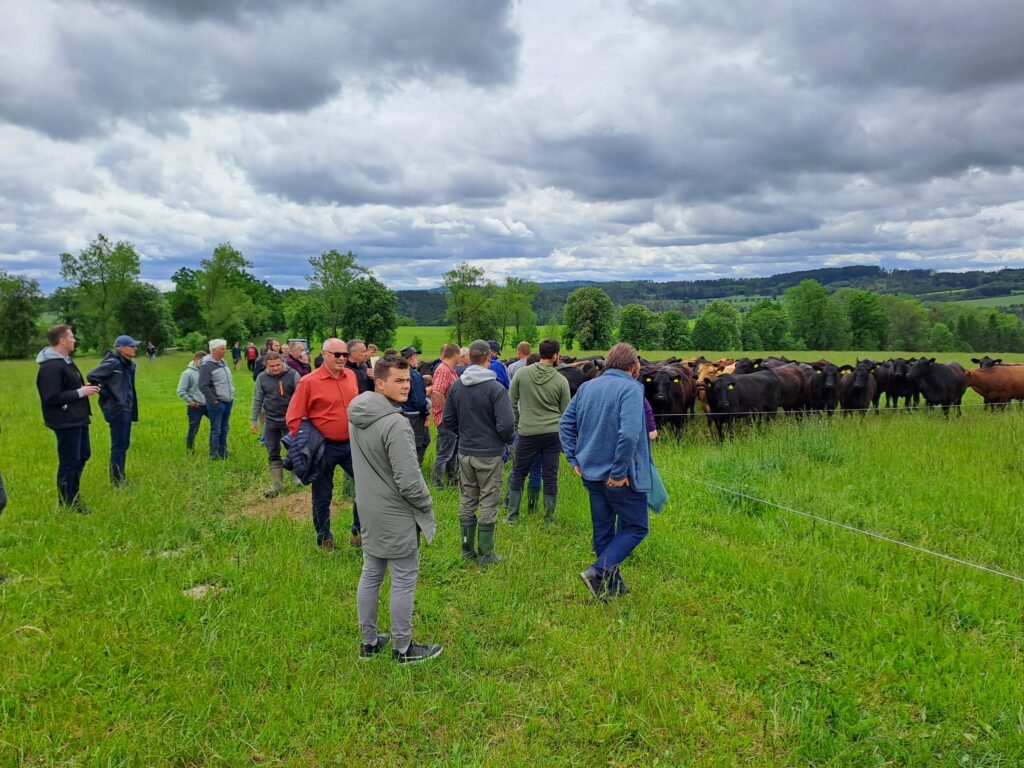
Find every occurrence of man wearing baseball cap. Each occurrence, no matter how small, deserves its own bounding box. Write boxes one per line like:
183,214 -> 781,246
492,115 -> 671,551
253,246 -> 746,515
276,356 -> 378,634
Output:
87,335 -> 141,486
399,346 -> 430,465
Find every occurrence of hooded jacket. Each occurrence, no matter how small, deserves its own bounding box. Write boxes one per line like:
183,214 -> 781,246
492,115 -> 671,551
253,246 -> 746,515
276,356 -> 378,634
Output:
198,354 -> 235,404
176,362 -> 206,405
349,392 -> 436,558
251,366 -> 300,426
509,362 -> 571,436
36,347 -> 92,430
87,351 -> 139,422
441,365 -> 515,457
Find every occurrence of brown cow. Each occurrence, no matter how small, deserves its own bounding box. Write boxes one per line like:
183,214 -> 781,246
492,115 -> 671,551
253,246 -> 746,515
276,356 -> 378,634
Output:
965,365 -> 1024,408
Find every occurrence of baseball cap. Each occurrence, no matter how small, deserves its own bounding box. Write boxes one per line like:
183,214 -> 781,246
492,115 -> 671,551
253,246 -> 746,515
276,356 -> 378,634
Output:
487,340 -> 500,354
114,335 -> 142,348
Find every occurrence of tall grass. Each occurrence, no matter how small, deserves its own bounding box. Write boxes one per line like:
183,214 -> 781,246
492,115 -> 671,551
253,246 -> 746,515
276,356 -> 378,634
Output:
1,351 -> 1022,766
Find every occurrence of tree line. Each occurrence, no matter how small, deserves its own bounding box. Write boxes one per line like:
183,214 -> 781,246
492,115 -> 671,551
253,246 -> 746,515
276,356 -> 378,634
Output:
0,235 -> 399,358
560,280 -> 1024,353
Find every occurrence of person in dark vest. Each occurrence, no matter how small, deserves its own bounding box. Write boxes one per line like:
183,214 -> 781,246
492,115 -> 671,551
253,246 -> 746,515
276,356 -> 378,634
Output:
399,346 -> 430,465
36,325 -> 100,511
345,339 -> 374,393
87,335 -> 141,486
251,351 -> 301,497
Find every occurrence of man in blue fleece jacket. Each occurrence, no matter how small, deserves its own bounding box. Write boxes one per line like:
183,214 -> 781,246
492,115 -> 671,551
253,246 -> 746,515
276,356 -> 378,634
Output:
560,343 -> 651,599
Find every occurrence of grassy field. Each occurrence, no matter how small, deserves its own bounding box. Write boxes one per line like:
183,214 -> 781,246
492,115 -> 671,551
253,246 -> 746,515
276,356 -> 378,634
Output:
2,348 -> 1024,766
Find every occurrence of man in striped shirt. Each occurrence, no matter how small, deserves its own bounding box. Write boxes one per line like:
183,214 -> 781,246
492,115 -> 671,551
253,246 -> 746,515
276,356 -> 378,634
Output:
430,343 -> 461,488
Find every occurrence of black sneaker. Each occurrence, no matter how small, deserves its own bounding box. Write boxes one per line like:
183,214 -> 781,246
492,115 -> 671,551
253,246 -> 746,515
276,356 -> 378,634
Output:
393,642 -> 443,664
579,567 -> 604,598
359,633 -> 391,659
606,569 -> 630,597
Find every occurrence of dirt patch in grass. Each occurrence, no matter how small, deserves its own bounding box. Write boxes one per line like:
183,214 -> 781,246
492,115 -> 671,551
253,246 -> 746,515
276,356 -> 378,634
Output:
183,584 -> 230,600
237,491 -> 352,524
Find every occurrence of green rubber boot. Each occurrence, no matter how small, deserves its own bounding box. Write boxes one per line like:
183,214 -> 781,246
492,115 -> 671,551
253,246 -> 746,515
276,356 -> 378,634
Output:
476,523 -> 504,565
504,488 -> 523,525
460,520 -> 478,560
543,493 -> 557,523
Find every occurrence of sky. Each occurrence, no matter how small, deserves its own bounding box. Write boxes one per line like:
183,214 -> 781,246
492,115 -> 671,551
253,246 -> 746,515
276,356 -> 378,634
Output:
2,0 -> 1024,293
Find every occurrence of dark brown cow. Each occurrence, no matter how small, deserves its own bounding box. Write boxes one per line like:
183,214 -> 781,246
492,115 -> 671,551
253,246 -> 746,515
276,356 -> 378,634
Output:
767,362 -> 809,414
641,363 -> 697,430
838,360 -> 879,415
965,365 -> 1024,408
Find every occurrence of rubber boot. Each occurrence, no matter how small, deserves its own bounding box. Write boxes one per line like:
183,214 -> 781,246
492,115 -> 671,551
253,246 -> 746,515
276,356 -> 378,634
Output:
264,466 -> 283,498
460,520 -> 478,560
543,493 -> 557,523
476,523 -> 503,565
527,487 -> 540,514
504,488 -> 523,525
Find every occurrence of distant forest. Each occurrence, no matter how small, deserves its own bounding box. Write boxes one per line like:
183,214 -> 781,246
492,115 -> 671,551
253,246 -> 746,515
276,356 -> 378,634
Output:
396,266 -> 1024,325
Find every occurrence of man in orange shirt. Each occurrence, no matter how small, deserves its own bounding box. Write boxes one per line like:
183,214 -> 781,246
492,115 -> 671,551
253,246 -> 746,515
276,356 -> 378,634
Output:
430,343 -> 461,488
286,337 -> 361,552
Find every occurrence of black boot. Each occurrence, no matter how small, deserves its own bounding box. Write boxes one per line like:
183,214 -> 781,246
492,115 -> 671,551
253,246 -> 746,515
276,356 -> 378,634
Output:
504,488 -> 523,525
527,488 -> 540,513
543,493 -> 557,522
460,520 -> 478,560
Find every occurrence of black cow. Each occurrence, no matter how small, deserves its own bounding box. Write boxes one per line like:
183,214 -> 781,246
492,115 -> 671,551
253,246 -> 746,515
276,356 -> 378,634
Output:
802,361 -> 840,414
641,364 -> 697,430
731,358 -> 764,375
971,356 -> 1003,368
838,359 -> 879,415
908,358 -> 967,415
418,358 -> 440,377
768,363 -> 808,414
558,361 -> 601,397
707,371 -> 780,440
878,357 -> 918,409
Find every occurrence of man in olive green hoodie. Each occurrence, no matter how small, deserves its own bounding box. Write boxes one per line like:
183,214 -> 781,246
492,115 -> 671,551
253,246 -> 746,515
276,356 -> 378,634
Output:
506,338 -> 571,523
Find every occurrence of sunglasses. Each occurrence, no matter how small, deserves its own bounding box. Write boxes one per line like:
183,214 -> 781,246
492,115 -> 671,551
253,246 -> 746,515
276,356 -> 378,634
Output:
326,351 -> 350,358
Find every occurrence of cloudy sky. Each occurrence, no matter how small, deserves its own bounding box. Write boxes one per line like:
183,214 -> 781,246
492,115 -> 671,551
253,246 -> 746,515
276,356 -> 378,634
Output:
2,0 -> 1024,292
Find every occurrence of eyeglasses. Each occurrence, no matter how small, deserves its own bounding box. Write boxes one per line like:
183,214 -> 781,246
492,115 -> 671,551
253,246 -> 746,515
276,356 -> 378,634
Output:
327,351 -> 349,358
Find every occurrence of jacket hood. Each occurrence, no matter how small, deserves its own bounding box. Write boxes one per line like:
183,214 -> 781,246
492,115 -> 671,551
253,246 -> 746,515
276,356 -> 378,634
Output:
348,392 -> 403,429
527,362 -> 558,384
36,347 -> 68,364
460,365 -> 496,387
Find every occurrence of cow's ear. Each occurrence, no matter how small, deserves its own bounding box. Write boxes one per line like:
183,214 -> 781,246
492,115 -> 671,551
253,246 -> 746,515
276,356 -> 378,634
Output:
971,358 -> 980,364
995,359 -> 1003,365
928,357 -> 936,364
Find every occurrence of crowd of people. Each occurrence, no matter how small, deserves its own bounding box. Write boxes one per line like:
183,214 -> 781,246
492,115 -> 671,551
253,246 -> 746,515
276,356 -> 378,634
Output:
30,324 -> 657,664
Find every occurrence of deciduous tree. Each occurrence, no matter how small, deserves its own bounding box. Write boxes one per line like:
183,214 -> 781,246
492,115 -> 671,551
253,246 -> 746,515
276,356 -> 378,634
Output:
563,286 -> 616,350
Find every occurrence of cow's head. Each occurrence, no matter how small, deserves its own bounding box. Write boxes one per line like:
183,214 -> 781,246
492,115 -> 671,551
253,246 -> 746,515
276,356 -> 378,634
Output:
813,362 -> 840,390
971,356 -> 1001,368
732,358 -> 762,375
709,375 -> 738,409
907,357 -> 936,381
890,357 -> 910,379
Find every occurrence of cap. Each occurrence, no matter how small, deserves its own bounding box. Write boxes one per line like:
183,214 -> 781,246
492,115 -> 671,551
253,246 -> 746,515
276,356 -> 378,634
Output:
114,335 -> 142,348
400,345 -> 419,358
469,339 -> 491,356
487,340 -> 500,354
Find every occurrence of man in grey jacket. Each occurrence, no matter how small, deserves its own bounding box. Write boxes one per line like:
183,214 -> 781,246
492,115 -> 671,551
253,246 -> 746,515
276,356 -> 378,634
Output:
176,351 -> 207,453
198,338 -> 235,459
442,339 -> 515,565
349,355 -> 442,663
250,351 -> 300,497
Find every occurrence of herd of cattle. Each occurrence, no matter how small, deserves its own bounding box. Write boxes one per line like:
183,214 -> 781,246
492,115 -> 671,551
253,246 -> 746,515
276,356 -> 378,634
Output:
557,354 -> 1024,440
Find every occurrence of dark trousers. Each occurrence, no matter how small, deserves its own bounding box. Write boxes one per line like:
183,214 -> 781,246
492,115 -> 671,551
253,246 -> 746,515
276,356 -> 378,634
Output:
186,404 -> 207,451
311,439 -> 360,544
264,422 -> 288,467
107,411 -> 133,484
54,426 -> 91,506
406,413 -> 430,466
0,469 -> 7,513
509,432 -> 561,494
583,479 -> 649,575
431,425 -> 459,487
207,400 -> 232,458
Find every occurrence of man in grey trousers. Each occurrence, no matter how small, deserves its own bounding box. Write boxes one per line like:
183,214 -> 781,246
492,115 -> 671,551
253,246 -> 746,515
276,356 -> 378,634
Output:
349,355 -> 442,663
441,339 -> 515,565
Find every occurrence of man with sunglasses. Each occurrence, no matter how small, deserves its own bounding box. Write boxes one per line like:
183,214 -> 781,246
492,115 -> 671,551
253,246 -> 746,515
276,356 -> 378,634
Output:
286,338 -> 361,551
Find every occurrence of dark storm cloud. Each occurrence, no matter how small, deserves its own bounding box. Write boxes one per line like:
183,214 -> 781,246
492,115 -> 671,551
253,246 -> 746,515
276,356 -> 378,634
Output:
0,0 -> 519,139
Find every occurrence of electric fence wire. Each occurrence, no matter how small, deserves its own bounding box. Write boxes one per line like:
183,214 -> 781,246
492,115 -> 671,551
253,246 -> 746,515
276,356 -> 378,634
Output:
654,463 -> 1024,585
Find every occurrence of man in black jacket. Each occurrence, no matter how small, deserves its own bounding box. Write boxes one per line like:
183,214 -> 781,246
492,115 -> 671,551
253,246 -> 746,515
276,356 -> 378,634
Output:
251,352 -> 300,497
87,335 -> 140,486
36,325 -> 100,511
399,346 -> 431,465
441,339 -> 515,564
345,339 -> 374,394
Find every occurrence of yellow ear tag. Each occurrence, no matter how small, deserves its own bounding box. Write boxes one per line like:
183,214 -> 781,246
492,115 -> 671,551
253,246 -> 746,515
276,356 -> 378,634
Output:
645,377 -> 652,382
673,377 -> 679,382
753,364 -> 759,369
728,384 -> 735,390
816,370 -> 822,375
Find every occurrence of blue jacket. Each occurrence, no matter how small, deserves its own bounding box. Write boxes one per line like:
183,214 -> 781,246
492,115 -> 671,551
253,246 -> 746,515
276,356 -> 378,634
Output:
490,356 -> 510,389
400,368 -> 429,417
87,352 -> 139,422
282,418 -> 326,485
559,368 -> 651,492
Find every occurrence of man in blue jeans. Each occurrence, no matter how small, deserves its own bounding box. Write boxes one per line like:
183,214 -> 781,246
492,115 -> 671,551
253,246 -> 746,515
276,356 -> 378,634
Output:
559,342 -> 651,599
87,335 -> 140,486
198,338 -> 235,460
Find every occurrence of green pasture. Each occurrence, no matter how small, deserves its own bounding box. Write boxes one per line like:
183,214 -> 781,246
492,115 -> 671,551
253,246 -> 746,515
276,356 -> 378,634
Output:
943,294 -> 1024,310
1,350 -> 1023,766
